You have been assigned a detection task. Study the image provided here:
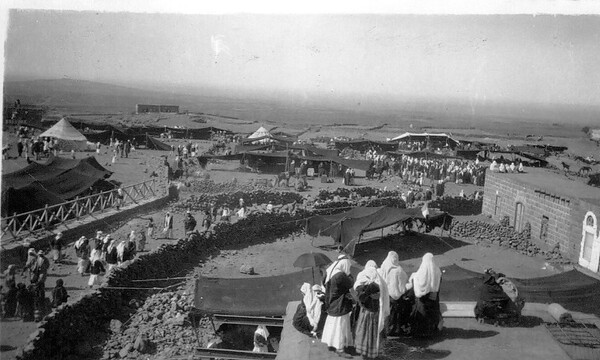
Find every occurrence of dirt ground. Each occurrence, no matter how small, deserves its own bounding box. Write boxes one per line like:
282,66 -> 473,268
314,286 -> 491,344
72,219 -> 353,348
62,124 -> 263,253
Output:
0,128 -> 593,360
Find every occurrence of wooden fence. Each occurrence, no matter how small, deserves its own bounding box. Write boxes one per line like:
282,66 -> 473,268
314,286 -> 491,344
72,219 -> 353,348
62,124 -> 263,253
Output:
1,179 -> 159,243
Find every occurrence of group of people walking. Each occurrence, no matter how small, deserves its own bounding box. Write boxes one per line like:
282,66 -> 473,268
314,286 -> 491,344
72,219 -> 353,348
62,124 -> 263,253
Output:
73,229 -> 145,288
293,252 -> 443,359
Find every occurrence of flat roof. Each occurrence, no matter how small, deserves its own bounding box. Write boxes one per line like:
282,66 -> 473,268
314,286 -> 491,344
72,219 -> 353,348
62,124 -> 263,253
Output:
490,168 -> 600,206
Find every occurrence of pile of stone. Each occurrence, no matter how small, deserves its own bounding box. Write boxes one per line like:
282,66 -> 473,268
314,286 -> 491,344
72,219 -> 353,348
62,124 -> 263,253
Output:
101,286 -> 211,359
450,219 -> 568,263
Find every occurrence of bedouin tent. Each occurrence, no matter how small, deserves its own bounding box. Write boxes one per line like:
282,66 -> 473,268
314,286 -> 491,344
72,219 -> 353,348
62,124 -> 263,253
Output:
306,206 -> 452,255
144,134 -> 171,151
38,118 -> 90,151
193,265 -> 363,316
1,155 -> 114,216
388,132 -> 460,149
247,126 -> 273,144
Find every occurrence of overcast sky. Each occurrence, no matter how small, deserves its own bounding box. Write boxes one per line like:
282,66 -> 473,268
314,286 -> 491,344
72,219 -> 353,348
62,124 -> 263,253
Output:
3,10 -> 600,108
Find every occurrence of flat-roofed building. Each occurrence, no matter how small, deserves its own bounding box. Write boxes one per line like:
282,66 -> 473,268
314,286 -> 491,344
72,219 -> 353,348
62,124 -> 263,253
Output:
136,104 -> 179,114
482,168 -> 600,272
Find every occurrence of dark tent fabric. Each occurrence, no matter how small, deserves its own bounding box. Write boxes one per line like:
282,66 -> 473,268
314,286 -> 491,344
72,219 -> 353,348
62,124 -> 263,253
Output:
334,139 -> 397,153
1,184 -> 65,216
2,156 -> 112,190
145,135 -> 171,151
307,207 -> 452,249
194,269 -> 315,316
194,265 -> 363,316
193,263 -> 600,318
437,264 -> 600,317
1,156 -> 113,216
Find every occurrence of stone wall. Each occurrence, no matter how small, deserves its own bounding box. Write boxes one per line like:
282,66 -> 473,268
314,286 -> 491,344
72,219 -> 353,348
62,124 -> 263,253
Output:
482,171 -> 577,258
17,211 -> 306,360
450,218 -> 567,262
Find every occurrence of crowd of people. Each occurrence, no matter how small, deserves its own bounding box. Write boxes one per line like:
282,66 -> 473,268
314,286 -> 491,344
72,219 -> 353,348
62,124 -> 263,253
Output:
0,227 -> 149,321
289,251 -> 525,359
1,245 -> 68,321
291,252 -> 443,359
489,159 -> 525,174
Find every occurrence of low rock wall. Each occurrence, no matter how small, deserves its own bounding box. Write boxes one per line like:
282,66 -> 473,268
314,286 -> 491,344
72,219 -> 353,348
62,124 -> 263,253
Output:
450,218 -> 567,262
17,211 -> 306,360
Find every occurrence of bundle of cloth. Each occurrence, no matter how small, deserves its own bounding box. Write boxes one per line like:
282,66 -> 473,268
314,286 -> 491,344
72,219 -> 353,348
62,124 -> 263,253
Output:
474,269 -> 525,323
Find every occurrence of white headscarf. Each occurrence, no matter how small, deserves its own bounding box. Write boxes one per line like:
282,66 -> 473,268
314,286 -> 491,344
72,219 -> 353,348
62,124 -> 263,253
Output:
75,236 -> 86,249
353,260 -> 390,350
90,248 -> 102,263
129,231 -> 136,242
408,253 -> 442,298
301,283 -> 322,330
254,325 -> 269,341
324,257 -> 351,285
378,251 -> 408,300
116,241 -> 126,261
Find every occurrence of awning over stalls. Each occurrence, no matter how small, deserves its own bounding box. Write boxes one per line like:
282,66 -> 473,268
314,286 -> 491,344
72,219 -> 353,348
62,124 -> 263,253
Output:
388,150 -> 462,160
307,206 -> 452,251
334,139 -> 397,153
242,150 -> 373,171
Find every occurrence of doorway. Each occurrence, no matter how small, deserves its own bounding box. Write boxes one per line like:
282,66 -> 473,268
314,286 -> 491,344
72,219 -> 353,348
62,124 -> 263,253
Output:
514,202 -> 524,232
579,212 -> 599,272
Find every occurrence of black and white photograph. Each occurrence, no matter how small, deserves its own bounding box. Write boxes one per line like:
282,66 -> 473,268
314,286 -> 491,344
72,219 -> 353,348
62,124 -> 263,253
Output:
1,1 -> 600,359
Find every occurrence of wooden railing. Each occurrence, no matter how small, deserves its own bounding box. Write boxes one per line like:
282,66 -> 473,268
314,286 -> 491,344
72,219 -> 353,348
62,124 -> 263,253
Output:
1,179 -> 159,243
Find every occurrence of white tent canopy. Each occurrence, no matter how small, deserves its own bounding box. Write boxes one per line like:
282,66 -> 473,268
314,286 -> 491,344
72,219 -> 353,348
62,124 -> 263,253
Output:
39,118 -> 90,151
388,132 -> 458,143
39,118 -> 88,141
247,126 -> 273,144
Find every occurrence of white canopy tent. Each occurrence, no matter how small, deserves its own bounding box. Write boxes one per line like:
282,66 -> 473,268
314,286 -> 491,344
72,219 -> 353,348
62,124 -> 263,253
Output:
39,118 -> 90,151
387,132 -> 457,143
247,126 -> 274,144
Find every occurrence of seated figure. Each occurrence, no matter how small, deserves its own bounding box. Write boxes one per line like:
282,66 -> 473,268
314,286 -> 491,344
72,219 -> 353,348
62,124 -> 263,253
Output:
474,269 -> 524,324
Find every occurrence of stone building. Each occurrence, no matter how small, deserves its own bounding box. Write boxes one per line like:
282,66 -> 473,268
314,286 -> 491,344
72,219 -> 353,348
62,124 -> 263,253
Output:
482,168 -> 600,273
136,104 -> 179,114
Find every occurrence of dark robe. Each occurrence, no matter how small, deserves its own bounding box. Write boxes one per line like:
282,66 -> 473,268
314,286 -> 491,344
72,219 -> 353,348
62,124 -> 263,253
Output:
474,275 -> 511,320
293,300 -> 327,337
106,246 -> 118,265
52,286 -> 69,307
90,260 -> 105,275
405,278 -> 443,337
292,302 -> 313,336
4,285 -> 18,317
387,295 -> 412,336
325,272 -> 354,317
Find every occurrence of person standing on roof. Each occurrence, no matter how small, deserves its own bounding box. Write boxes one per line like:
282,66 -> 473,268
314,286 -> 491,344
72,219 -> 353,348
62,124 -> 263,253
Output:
321,257 -> 355,357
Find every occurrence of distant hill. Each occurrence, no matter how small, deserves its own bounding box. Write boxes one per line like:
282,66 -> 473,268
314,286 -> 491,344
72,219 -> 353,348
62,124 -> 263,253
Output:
3,78 -> 212,114
4,78 -> 599,131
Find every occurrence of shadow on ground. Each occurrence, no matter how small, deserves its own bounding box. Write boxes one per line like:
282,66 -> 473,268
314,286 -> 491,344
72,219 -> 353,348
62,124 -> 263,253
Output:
379,339 -> 452,360
396,327 -> 499,349
354,233 -> 470,266
0,345 -> 17,352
